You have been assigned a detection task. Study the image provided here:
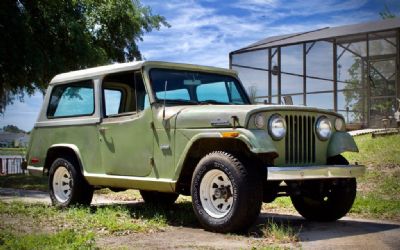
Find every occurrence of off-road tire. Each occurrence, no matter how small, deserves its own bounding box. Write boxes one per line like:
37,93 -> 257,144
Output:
49,157 -> 94,207
139,190 -> 179,206
191,151 -> 263,233
290,155 -> 356,221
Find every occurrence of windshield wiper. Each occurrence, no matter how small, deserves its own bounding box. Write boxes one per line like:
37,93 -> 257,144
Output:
197,100 -> 230,105
161,99 -> 198,105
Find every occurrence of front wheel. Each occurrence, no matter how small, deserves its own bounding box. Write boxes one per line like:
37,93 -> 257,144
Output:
49,157 -> 94,207
191,151 -> 262,233
290,178 -> 357,221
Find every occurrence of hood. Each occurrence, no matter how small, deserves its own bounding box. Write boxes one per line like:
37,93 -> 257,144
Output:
156,104 -> 341,129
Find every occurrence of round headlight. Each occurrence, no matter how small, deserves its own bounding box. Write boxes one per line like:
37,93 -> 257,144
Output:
335,117 -> 345,131
268,114 -> 286,140
316,116 -> 332,140
254,113 -> 265,129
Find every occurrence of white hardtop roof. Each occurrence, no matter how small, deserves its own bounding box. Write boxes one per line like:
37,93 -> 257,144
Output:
49,61 -> 236,85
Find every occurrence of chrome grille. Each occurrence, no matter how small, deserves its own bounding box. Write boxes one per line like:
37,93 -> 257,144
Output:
285,115 -> 316,164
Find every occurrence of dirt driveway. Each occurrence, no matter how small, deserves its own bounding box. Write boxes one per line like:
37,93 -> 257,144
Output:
1,188 -> 399,249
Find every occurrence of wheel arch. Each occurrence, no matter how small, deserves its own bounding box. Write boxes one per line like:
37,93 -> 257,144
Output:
44,144 -> 84,175
175,137 -> 274,195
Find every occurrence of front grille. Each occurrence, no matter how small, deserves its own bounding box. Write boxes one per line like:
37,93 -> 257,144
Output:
285,115 -> 316,165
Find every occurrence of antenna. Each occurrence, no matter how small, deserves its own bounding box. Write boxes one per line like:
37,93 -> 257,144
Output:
162,80 -> 168,120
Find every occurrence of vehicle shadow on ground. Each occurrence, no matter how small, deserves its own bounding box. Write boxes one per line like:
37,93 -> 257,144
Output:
256,213 -> 400,241
92,200 -> 400,240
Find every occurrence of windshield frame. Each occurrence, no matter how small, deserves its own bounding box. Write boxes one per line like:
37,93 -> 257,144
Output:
148,68 -> 251,105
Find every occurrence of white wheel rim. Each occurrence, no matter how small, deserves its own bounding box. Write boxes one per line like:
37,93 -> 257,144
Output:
200,169 -> 234,218
53,166 -> 72,203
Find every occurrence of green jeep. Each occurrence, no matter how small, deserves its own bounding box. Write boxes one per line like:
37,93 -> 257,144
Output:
25,61 -> 365,232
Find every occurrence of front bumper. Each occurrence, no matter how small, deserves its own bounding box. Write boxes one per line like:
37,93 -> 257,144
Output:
267,165 -> 365,180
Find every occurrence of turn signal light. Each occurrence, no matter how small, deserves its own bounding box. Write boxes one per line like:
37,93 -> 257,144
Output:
221,132 -> 239,138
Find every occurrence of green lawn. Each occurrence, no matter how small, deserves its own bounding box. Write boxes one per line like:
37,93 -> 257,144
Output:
343,134 -> 400,220
0,148 -> 26,156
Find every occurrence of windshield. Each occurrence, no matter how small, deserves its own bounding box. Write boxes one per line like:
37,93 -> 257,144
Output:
149,68 -> 250,105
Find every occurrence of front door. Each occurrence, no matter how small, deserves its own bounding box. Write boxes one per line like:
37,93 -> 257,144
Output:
99,71 -> 153,177
368,57 -> 397,128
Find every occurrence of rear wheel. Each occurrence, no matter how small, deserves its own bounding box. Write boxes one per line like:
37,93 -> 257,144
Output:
191,151 -> 262,233
139,190 -> 179,206
49,157 -> 93,207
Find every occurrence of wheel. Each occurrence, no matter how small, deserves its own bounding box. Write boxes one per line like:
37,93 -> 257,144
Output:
49,157 -> 94,207
191,151 -> 262,233
290,178 -> 356,221
139,190 -> 179,206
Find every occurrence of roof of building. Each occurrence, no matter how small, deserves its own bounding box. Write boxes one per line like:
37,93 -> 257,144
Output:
232,18 -> 400,54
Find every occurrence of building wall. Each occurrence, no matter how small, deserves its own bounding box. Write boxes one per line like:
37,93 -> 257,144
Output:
231,29 -> 399,128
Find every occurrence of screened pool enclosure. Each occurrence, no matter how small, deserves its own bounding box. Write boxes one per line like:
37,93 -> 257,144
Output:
230,18 -> 400,128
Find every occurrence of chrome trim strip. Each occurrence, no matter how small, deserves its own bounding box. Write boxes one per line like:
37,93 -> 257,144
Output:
35,117 -> 100,128
84,172 -> 176,192
267,165 -> 365,180
27,166 -> 44,176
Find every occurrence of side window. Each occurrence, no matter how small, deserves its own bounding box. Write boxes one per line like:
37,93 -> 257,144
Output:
197,82 -> 229,103
102,71 -> 147,117
104,89 -> 122,116
47,81 -> 94,118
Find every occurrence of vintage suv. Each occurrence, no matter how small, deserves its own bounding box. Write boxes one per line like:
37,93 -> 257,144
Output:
25,61 -> 365,232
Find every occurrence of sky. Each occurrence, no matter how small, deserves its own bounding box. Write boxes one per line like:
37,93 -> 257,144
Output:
1,0 -> 398,132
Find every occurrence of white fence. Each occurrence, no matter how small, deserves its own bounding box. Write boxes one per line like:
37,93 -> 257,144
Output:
0,155 -> 26,175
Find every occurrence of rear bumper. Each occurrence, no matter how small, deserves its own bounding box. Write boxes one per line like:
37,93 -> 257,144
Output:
267,165 -> 365,181
27,166 -> 44,176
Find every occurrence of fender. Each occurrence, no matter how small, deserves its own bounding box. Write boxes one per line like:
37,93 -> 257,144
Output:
47,144 -> 85,173
327,132 -> 359,157
173,128 -> 278,180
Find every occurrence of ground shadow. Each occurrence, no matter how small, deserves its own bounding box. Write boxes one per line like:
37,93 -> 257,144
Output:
91,201 -> 400,241
256,212 -> 400,242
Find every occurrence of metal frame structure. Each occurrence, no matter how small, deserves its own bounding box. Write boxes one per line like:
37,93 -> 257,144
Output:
230,18 -> 400,128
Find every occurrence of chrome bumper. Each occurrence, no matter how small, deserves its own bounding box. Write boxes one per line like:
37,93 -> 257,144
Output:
267,165 -> 365,180
27,166 -> 44,176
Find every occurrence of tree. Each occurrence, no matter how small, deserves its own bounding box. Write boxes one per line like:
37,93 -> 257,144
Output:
2,125 -> 26,133
0,0 -> 169,112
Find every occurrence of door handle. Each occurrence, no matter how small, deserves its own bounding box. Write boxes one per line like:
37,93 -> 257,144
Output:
99,127 -> 108,133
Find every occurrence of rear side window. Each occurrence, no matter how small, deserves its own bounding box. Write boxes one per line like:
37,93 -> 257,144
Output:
47,81 -> 94,118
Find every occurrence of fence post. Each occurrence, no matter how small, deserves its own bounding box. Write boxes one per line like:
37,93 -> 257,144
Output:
0,159 -> 2,175
6,159 -> 9,175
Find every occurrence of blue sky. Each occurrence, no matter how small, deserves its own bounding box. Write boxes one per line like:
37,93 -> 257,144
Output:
1,0 -> 398,131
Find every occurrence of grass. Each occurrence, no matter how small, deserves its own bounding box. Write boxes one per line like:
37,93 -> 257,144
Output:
0,174 -> 48,191
0,229 -> 96,250
0,148 -> 26,156
259,220 -> 300,244
343,134 -> 400,220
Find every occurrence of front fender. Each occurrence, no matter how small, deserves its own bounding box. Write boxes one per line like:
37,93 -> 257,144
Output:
327,132 -> 359,157
174,129 -> 278,180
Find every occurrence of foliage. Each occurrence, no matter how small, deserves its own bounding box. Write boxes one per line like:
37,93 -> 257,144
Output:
2,125 -> 25,134
0,0 -> 169,112
380,4 -> 396,19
